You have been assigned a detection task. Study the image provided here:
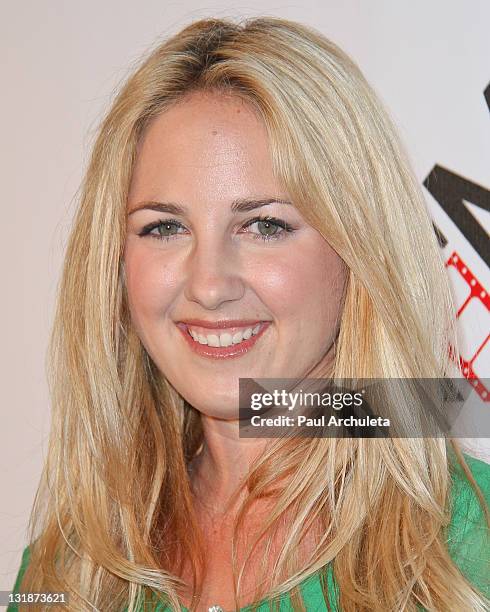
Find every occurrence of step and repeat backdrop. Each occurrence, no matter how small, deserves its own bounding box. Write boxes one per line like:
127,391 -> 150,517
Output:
1,0 -> 488,593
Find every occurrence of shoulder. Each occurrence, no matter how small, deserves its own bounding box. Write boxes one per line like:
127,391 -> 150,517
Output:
447,451 -> 490,598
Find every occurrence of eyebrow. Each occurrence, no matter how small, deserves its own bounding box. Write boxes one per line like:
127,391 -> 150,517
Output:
127,197 -> 293,216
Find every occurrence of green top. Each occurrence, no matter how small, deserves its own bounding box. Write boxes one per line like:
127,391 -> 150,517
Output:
8,452 -> 489,611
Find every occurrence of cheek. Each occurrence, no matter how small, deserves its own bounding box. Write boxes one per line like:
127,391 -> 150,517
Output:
306,248 -> 346,319
254,239 -> 345,323
123,242 -> 178,323
249,258 -> 303,307
302,255 -> 345,368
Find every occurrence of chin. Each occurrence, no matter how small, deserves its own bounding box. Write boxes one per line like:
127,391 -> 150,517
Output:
203,409 -> 239,421
186,402 -> 237,420
185,395 -> 239,419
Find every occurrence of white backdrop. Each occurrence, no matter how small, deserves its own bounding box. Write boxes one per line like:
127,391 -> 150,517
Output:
1,0 -> 488,593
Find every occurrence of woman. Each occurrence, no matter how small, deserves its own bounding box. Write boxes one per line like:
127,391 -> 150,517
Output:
9,16 -> 489,612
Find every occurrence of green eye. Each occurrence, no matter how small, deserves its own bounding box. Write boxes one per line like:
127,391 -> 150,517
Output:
256,219 -> 280,237
156,221 -> 180,237
244,215 -> 294,241
138,220 -> 186,241
138,215 -> 295,243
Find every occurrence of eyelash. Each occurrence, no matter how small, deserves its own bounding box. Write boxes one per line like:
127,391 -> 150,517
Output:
137,215 -> 295,243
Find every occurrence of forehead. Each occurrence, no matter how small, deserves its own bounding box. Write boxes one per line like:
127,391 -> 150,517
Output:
128,91 -> 284,205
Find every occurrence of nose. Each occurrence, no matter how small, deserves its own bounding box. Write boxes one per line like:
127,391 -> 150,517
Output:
183,235 -> 246,310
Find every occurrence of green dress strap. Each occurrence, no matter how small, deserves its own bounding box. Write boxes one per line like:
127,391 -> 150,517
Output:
445,452 -> 490,601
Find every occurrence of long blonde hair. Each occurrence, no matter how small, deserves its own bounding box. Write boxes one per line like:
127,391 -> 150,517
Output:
20,16 -> 489,611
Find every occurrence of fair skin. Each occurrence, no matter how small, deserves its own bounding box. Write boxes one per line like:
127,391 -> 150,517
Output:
123,90 -> 347,609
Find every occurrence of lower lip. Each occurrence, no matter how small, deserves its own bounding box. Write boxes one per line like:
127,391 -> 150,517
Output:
175,322 -> 271,360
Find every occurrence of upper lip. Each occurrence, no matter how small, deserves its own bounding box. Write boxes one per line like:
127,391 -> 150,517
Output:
177,318 -> 268,329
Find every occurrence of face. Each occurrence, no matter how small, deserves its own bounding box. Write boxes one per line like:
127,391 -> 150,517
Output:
124,91 -> 347,419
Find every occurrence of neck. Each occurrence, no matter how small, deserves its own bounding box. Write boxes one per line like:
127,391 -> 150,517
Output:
188,415 -> 270,514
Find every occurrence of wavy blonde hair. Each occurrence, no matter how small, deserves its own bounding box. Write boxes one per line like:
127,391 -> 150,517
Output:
20,16 -> 489,612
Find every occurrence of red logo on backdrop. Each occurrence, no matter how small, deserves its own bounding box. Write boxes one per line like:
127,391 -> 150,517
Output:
446,252 -> 489,401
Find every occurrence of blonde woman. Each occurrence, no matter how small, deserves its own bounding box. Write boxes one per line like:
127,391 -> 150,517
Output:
9,16 -> 489,612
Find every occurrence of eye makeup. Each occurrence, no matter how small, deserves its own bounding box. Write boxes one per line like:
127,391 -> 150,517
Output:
137,214 -> 296,243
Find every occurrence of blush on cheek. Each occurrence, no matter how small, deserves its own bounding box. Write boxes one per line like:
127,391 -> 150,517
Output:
124,247 -> 175,312
124,263 -> 152,314
256,265 -> 300,305
122,259 -> 159,347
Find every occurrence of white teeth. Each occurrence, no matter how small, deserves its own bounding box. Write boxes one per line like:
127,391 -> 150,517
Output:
242,327 -> 253,340
207,334 -> 220,347
232,331 -> 244,344
189,329 -> 208,344
187,323 -> 265,347
219,333 -> 233,347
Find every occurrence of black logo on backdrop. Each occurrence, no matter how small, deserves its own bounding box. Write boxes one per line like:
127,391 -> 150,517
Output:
424,82 -> 490,268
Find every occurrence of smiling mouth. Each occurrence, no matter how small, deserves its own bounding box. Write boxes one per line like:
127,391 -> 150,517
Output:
175,321 -> 271,359
184,322 -> 264,346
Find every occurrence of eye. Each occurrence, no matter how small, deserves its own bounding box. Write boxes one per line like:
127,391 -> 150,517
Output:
137,219 -> 186,241
137,215 -> 295,243
242,215 -> 295,241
